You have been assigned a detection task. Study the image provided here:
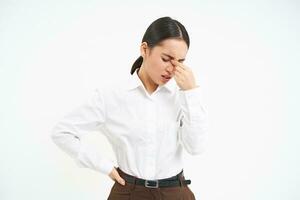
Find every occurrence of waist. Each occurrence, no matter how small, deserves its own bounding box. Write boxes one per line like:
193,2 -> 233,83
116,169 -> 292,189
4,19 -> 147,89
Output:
116,167 -> 191,188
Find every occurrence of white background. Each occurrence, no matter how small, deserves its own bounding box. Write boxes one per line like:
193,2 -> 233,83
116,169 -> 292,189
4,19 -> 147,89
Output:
0,1 -> 299,200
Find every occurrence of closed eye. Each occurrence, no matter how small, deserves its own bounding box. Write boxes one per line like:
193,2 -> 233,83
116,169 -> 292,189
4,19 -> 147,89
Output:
162,57 -> 184,63
162,58 -> 170,62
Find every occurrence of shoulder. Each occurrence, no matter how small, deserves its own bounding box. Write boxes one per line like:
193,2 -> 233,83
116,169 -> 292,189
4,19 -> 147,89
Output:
94,76 -> 130,98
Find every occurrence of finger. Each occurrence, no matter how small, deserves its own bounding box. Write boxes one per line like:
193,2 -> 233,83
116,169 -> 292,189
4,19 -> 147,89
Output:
171,59 -> 186,70
174,70 -> 184,82
172,60 -> 191,74
174,65 -> 185,73
116,175 -> 125,185
175,66 -> 189,78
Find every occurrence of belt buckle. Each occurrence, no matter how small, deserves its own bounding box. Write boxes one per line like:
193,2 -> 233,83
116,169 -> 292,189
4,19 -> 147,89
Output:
145,180 -> 159,188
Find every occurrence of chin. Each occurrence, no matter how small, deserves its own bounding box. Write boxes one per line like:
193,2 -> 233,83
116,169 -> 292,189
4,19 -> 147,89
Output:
158,80 -> 166,85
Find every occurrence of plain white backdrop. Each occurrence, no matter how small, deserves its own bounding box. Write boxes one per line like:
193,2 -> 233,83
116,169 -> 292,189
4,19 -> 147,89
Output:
0,0 -> 299,200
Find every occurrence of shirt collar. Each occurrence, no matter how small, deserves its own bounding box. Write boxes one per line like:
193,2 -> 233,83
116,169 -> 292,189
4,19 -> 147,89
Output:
126,68 -> 176,93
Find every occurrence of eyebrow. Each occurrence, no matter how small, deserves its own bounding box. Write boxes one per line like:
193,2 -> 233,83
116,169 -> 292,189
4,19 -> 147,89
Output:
162,53 -> 185,62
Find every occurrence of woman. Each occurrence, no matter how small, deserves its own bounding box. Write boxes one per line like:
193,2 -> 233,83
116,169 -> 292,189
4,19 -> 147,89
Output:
51,16 -> 208,200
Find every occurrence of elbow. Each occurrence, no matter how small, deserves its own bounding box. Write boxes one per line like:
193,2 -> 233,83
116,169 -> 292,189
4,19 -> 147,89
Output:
50,124 -> 65,144
50,126 -> 60,146
184,145 -> 206,155
50,125 -> 59,140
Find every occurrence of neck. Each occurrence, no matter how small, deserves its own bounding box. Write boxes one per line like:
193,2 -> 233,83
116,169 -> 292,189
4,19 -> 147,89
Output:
137,65 -> 158,94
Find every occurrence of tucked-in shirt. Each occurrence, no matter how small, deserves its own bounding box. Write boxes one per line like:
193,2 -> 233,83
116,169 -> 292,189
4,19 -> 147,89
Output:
51,69 -> 208,180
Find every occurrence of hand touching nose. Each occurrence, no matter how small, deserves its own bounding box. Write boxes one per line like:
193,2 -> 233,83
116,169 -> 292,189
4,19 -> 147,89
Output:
170,59 -> 198,91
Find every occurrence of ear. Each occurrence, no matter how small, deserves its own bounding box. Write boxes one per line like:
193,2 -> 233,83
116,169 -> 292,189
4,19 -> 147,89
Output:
140,42 -> 148,59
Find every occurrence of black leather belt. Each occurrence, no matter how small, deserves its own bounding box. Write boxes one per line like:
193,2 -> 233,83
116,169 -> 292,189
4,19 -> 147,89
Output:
117,167 -> 191,188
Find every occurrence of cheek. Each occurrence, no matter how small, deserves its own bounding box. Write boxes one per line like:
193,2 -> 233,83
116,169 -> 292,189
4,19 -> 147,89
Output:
155,59 -> 167,71
149,59 -> 164,73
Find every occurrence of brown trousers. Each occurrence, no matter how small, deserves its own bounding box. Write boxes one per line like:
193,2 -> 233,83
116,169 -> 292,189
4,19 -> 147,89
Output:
107,167 -> 196,200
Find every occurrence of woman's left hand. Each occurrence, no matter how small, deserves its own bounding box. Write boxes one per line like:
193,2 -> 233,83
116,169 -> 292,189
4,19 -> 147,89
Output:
171,59 -> 198,91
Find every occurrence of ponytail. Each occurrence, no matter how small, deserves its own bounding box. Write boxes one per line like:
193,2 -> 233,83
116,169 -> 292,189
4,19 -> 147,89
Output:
130,56 -> 143,75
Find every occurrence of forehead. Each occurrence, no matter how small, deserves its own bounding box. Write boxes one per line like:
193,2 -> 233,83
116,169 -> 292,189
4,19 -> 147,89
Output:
153,38 -> 188,58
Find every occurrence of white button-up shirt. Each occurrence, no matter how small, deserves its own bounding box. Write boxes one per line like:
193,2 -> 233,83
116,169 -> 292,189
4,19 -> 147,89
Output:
51,70 -> 208,180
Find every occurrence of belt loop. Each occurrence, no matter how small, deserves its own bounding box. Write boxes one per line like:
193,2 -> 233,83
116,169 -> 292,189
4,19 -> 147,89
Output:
177,173 -> 184,187
130,176 -> 136,191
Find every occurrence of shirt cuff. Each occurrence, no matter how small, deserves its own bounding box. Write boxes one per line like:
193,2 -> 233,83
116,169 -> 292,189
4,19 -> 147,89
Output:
179,86 -> 207,118
74,143 -> 116,175
179,86 -> 204,106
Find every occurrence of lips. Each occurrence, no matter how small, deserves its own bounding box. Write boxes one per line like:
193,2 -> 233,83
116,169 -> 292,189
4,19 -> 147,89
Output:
162,75 -> 171,79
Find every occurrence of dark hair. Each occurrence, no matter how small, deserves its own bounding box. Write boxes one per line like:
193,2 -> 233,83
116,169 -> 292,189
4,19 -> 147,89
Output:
130,16 -> 190,75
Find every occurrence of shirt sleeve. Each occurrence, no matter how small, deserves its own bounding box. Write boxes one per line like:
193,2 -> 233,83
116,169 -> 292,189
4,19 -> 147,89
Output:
50,88 -> 116,175
178,86 -> 208,155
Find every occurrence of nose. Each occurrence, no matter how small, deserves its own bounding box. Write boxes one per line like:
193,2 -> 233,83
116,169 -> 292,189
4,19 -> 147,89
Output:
166,64 -> 174,74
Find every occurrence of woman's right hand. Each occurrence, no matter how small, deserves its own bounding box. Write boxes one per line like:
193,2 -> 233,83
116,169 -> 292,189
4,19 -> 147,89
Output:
108,167 -> 126,186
